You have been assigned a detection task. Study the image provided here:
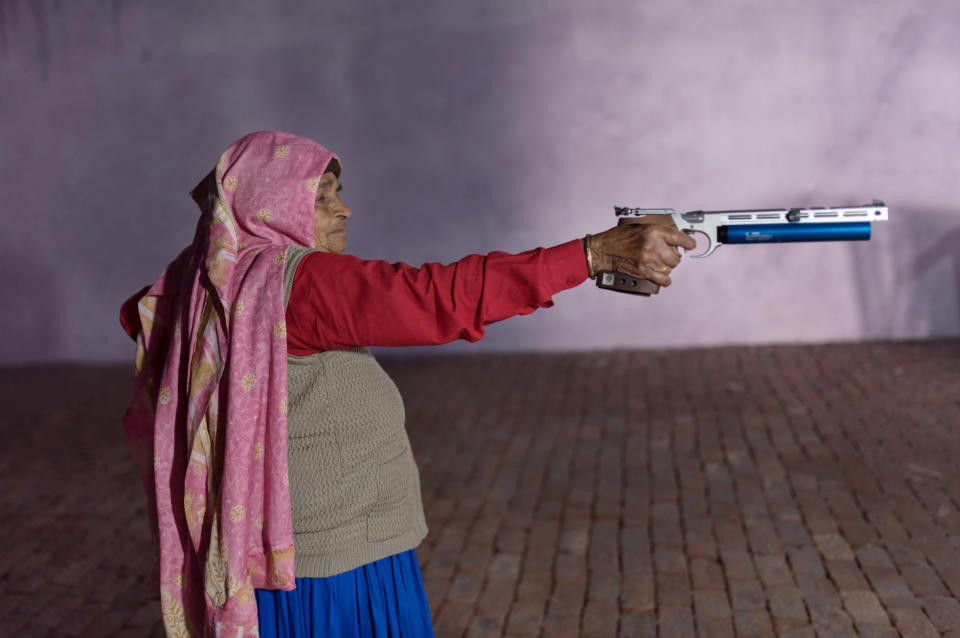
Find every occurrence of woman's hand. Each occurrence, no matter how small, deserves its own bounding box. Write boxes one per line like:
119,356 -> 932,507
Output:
588,214 -> 698,287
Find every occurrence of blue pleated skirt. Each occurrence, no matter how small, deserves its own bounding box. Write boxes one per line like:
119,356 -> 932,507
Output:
255,549 -> 434,638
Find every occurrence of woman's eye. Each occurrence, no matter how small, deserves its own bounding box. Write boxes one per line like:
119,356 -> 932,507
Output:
316,195 -> 325,204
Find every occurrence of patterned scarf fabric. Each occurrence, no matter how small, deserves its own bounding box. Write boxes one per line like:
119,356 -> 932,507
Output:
121,131 -> 339,637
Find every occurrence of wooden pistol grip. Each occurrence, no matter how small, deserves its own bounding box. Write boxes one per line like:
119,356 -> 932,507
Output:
595,270 -> 661,295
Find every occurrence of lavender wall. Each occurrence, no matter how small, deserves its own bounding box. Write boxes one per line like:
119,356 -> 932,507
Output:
1,0 -> 958,364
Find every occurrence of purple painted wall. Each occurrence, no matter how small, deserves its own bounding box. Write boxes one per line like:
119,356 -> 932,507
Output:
1,0 -> 958,364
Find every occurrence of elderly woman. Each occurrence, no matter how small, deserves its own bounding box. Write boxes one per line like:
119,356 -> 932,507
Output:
120,131 -> 695,638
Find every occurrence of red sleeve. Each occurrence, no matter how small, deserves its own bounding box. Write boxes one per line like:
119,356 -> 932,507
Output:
285,239 -> 588,353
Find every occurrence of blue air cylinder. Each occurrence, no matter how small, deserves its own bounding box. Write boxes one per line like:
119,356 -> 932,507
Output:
719,222 -> 872,244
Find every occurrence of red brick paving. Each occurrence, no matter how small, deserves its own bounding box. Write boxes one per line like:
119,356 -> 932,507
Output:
2,339 -> 960,636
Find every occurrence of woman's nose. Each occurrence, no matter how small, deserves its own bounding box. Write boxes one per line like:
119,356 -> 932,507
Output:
338,201 -> 352,219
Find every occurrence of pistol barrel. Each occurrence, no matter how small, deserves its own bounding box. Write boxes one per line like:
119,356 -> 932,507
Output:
719,221 -> 872,244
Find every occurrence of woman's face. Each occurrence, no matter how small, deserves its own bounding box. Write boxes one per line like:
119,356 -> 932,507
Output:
313,171 -> 351,253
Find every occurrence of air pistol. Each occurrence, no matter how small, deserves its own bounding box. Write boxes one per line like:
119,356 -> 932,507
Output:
597,200 -> 889,295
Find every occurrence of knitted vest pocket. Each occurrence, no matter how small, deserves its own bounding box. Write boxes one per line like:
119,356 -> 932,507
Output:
367,440 -> 415,541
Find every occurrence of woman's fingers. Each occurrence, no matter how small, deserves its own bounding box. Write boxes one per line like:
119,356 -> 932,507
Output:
650,227 -> 685,268
611,254 -> 672,286
637,227 -> 687,283
661,246 -> 682,268
658,228 -> 696,258
674,229 -> 698,252
648,264 -> 672,286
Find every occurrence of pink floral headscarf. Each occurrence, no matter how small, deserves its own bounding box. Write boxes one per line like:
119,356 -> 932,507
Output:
121,131 -> 339,637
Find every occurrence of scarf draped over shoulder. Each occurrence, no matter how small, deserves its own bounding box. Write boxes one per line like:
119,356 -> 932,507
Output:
120,131 -> 339,637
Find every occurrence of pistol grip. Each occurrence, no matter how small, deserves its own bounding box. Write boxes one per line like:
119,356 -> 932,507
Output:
595,270 -> 661,296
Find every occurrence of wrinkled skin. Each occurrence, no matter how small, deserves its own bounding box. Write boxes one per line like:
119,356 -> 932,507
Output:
313,171 -> 352,253
589,214 -> 698,287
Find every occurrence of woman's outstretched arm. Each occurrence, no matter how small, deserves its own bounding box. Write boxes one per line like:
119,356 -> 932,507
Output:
285,239 -> 588,353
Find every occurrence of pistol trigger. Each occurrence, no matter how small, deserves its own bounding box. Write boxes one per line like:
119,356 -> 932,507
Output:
698,241 -> 721,258
685,229 -> 714,258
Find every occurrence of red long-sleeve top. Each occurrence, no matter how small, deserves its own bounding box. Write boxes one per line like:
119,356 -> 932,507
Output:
285,239 -> 588,354
120,240 -> 588,350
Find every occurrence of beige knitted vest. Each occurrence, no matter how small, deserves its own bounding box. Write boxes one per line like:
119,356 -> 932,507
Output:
282,245 -> 428,577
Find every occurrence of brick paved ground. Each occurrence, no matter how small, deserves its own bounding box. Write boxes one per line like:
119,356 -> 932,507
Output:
2,340 -> 960,637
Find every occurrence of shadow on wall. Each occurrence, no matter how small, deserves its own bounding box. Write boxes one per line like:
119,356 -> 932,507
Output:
0,250 -> 60,361
910,215 -> 960,335
851,207 -> 960,340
